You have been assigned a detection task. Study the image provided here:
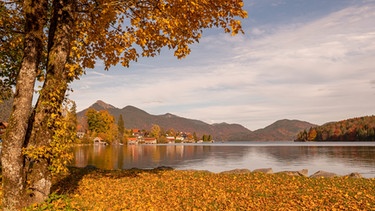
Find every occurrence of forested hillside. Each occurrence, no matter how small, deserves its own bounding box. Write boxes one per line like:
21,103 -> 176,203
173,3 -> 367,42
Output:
295,116 -> 375,142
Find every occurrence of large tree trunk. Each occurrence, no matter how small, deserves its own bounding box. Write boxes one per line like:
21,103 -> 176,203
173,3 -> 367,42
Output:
2,0 -> 75,209
1,0 -> 48,210
25,0 -> 75,204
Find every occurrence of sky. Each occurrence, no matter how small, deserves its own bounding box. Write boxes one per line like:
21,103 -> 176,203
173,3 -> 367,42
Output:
70,0 -> 375,131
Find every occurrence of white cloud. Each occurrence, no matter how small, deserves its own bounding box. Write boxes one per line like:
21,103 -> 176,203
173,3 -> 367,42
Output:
71,3 -> 375,130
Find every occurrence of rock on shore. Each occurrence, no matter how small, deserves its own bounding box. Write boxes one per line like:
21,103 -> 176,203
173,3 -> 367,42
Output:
310,170 -> 338,178
217,168 -> 364,178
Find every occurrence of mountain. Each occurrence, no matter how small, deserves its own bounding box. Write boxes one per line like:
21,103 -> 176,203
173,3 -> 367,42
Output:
90,100 -> 116,110
77,100 -> 316,141
0,99 -> 317,141
0,99 -> 335,141
77,100 -> 250,141
238,119 -> 317,141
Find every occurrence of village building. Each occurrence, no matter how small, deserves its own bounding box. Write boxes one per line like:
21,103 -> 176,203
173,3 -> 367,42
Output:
127,137 -> 138,145
144,137 -> 157,144
166,136 -> 175,143
93,137 -> 107,145
76,124 -> 86,139
132,129 -> 142,137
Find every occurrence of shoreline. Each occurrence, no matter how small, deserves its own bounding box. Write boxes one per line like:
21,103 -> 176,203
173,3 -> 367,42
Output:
81,165 -> 373,179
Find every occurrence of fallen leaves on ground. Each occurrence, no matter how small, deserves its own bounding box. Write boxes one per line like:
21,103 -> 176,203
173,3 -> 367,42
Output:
2,168 -> 375,210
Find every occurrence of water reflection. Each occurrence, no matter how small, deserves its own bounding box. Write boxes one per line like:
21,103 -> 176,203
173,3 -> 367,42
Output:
72,143 -> 375,178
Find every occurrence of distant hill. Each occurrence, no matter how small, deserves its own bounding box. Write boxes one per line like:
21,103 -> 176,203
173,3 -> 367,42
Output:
237,119 -> 317,141
77,100 -> 250,141
77,100 -> 316,141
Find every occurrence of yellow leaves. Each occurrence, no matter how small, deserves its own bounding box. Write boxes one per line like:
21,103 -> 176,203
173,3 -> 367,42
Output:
69,0 -> 247,70
23,100 -> 76,176
64,62 -> 82,81
131,17 -> 141,26
23,146 -> 52,160
22,169 -> 375,210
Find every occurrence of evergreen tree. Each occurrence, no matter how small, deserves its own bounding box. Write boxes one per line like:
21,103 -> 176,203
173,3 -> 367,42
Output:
118,114 -> 125,143
202,134 -> 208,142
193,132 -> 198,141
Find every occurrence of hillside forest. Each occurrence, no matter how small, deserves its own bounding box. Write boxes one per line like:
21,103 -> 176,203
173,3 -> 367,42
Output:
295,116 -> 375,142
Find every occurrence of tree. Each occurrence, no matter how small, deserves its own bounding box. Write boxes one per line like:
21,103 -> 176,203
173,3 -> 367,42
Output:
307,128 -> 317,141
0,3 -> 23,103
201,134 -> 213,142
2,1 -> 50,209
208,135 -> 212,142
151,124 -> 161,139
65,100 -> 78,144
24,99 -> 78,174
202,134 -> 208,142
193,132 -> 198,141
85,109 -> 116,142
118,114 -> 125,143
1,0 -> 247,209
86,108 -> 102,133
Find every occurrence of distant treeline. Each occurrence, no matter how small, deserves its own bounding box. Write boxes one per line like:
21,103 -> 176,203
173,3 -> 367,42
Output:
295,115 -> 375,142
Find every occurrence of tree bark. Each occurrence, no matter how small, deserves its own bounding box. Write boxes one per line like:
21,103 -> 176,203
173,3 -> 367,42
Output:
25,0 -> 75,204
2,0 -> 48,210
2,0 -> 76,209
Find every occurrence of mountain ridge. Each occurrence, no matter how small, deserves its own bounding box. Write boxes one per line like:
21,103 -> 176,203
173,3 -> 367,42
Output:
77,100 -> 316,141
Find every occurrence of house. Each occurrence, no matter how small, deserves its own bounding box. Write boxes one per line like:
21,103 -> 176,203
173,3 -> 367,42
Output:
166,136 -> 175,143
175,136 -> 184,141
76,124 -> 86,139
132,129 -> 141,136
77,132 -> 85,139
127,137 -> 138,145
144,137 -> 157,144
93,137 -> 107,145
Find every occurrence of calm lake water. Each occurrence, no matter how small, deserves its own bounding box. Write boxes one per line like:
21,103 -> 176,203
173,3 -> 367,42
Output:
72,142 -> 375,178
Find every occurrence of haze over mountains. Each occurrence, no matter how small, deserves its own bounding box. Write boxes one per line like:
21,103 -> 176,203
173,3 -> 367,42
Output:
77,100 -> 316,141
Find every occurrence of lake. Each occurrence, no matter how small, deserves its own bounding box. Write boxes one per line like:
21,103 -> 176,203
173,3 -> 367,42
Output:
72,142 -> 375,178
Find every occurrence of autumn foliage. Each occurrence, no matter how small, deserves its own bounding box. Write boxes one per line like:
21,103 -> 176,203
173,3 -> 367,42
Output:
1,1 -> 248,208
2,168 -> 371,210
296,115 -> 375,142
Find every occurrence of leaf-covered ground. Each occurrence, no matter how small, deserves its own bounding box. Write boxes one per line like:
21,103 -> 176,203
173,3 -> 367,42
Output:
2,168 -> 375,210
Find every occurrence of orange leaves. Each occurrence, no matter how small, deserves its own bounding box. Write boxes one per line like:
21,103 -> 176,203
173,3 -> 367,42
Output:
22,169 -> 375,210
70,0 -> 247,70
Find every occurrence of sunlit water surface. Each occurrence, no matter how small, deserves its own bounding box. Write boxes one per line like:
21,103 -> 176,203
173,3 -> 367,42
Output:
72,141 -> 375,178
